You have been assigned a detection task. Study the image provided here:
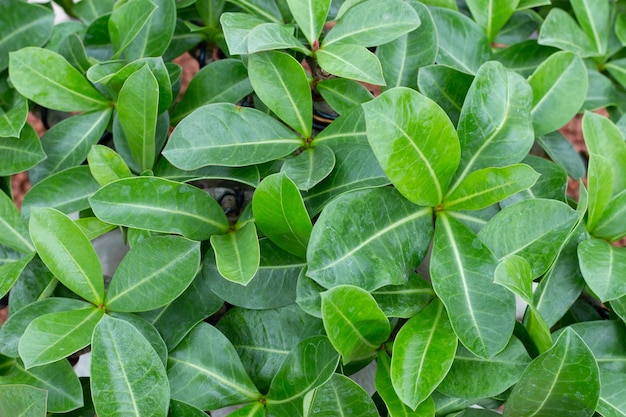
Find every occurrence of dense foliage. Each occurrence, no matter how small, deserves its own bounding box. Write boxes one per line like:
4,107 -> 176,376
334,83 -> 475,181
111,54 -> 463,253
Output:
1,0 -> 626,415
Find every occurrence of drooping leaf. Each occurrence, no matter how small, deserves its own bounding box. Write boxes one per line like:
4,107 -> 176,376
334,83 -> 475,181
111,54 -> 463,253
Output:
430,212 -> 516,358
285,0 -> 330,45
211,222 -> 260,285
363,87 -> 460,206
0,190 -> 33,254
307,187 -> 433,291
578,238 -> 626,302
164,103 -> 302,169
0,124 -> 46,177
167,322 -> 261,410
9,47 -> 109,112
305,374 -> 379,416
417,64 -> 474,126
391,299 -> 457,409
106,235 -> 200,312
503,328 -> 600,417
0,384 -> 47,417
281,145 -> 336,191
316,43 -> 386,85
91,315 -> 170,417
29,207 -> 104,306
89,176 -> 230,241
321,285 -> 390,363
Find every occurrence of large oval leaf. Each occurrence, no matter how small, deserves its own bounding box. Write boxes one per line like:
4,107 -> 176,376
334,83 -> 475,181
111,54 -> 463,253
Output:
307,187 -> 433,291
106,235 -> 201,312
363,87 -> 460,206
91,315 -> 170,417
163,103 -> 303,169
89,177 -> 230,240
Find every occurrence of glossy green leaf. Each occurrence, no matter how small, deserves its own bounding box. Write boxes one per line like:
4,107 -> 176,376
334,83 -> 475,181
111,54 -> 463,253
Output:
563,321 -> 626,373
466,0 -> 519,41
108,311 -> 168,367
87,145 -> 133,186
363,87 -> 460,206
316,79 -> 373,114
6,256 -> 56,316
109,0 -> 157,59
372,273 -> 435,318
578,238 -> 626,302
168,322 -> 261,410
91,315 -> 170,417
74,0 -> 116,24
391,299 -> 457,409
211,222 -> 260,285
305,373 -> 378,416
29,207 -> 104,305
89,177 -> 229,240
118,0 -> 176,60
500,155 -> 568,205
266,336 -> 340,407
429,6 -> 491,74
0,359 -> 82,413
232,0 -> 283,23
30,109 -> 112,184
321,285 -> 389,363
9,47 -> 109,112
252,172 -> 311,258
504,328 -> 600,417
117,65 -> 159,172
168,400 -> 207,417
154,159 -> 260,187
0,384 -> 47,417
307,187 -> 433,291
444,164 -> 539,211
0,93 -> 28,138
106,235 -> 200,311
324,0 -> 419,47
593,190 -> 626,242
0,252 -> 33,301
286,0 -> 331,45
164,103 -> 302,169
246,23 -> 311,55
316,43 -> 385,85
170,59 -> 252,123
479,199 -> 579,277
249,51 -> 312,138
431,213 -> 516,358
417,64 -> 474,126
537,8 -> 595,56
281,145 -> 335,191
221,12 -> 269,55
375,351 -> 435,417
0,190 -> 33,254
598,369 -> 626,417
586,153 -> 613,232
0,124 -> 45,177
438,336 -> 530,399
310,105 -> 368,147
19,307 -> 104,369
217,304 -> 325,392
528,51 -> 588,137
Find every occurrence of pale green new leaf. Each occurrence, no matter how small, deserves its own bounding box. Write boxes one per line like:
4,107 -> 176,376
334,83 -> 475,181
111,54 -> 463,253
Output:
106,235 -> 200,311
210,222 -> 260,285
538,8 -> 596,56
281,145 -> 336,191
578,238 -> 626,302
305,374 -> 379,416
466,0 -> 520,41
91,315 -> 170,417
0,190 -> 33,254
316,43 -> 385,85
0,124 -> 45,177
286,0 -> 331,45
87,145 -> 133,187
321,285 -> 389,363
363,87 -> 460,206
29,208 -> 104,306
391,299 -> 457,409
0,385 -> 47,417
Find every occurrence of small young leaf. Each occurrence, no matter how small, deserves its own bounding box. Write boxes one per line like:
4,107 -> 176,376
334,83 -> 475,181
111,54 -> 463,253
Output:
0,385 -> 47,417
210,222 -> 260,285
0,124 -> 46,177
316,78 -> 373,114
305,374 -> 379,416
87,145 -> 133,187
286,0 -> 331,46
281,145 -> 336,191
578,238 -> 626,302
316,43 -> 385,85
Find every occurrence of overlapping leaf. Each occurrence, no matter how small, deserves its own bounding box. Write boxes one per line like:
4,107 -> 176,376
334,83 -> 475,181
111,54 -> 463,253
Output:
211,222 -> 260,285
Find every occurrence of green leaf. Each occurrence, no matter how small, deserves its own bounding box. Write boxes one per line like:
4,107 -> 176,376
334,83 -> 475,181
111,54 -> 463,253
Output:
528,51 -> 588,137
89,177 -> 230,241
617,14 -> 626,46
316,78 -> 373,114
391,299 -> 457,409
0,190 -> 33,254
169,400 -> 208,417
286,0 -> 331,45
87,145 -> 133,187
377,1 -> 437,90
310,105 -> 368,147
231,0 -> 283,23
108,312 -> 168,367
417,64 -> 474,126
217,304 -> 325,393
372,273 -> 435,318
0,252 -> 33,301
210,222 -> 260,285
0,93 -> 28,138
0,124 -> 45,177
9,47 -> 109,112
109,0 -> 157,59
170,59 -> 252,124
30,109 -> 113,184
118,0 -> 177,60
91,315 -> 170,417
536,131 -> 586,180
252,172 -> 311,258
0,385 -> 47,417
305,373 -> 379,416
321,285 -> 389,363
316,42 -> 385,85
466,0 -> 519,41
503,328 -> 600,417
598,369 -> 626,417
430,213 -> 516,358
164,103 -> 302,169
0,359 -> 82,413
537,8 -> 596,56
0,0 -> 54,72
19,307 -> 104,369
563,321 -> 626,373
428,6 -> 491,74
307,187 -> 433,291
106,235 -> 200,311
281,145 -> 336,191
493,40 -> 558,78
246,23 -> 311,55
586,153 -> 613,232
74,0 -> 116,24
221,12 -> 269,55
479,199 -> 579,277
323,0 -> 420,47
117,65 -> 159,172
578,238 -> 626,302
154,159 -> 260,187
248,51 -> 312,138
363,87 -> 460,206
6,256 -> 56,316
438,336 -> 531,399
266,336 -> 340,407
443,164 -> 539,211
168,322 -> 261,410
592,190 -> 626,242
29,207 -> 104,305
375,351 -> 435,417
